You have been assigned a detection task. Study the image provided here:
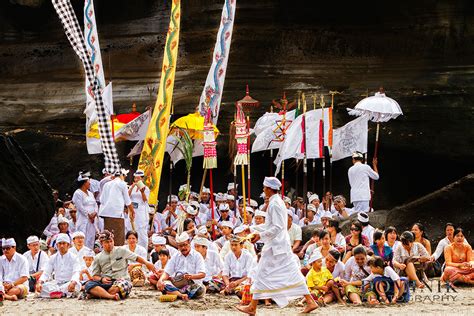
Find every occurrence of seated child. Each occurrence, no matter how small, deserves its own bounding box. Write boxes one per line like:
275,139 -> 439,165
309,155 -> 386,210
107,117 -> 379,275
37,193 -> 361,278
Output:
301,250 -> 335,306
149,249 -> 170,289
364,256 -> 407,304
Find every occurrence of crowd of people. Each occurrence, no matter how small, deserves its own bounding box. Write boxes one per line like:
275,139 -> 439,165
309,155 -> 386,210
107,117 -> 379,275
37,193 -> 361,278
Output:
1,152 -> 473,313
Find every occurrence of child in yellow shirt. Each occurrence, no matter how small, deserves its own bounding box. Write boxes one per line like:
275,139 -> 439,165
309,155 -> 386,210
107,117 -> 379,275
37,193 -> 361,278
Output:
301,250 -> 336,306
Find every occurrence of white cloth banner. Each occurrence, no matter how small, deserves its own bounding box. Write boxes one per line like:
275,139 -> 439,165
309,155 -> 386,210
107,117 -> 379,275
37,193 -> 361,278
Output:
253,110 -> 296,135
166,138 -> 204,165
115,109 -> 151,141
273,109 -> 331,175
252,110 -> 296,152
331,115 -> 369,162
197,0 -> 236,124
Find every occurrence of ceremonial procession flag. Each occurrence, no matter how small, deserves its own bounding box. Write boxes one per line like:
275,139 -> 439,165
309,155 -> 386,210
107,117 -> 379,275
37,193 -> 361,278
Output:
273,108 -> 331,175
52,0 -> 120,172
197,0 -> 236,124
138,0 -> 181,205
331,115 -> 369,161
251,110 -> 296,152
83,0 -> 111,154
114,109 -> 151,141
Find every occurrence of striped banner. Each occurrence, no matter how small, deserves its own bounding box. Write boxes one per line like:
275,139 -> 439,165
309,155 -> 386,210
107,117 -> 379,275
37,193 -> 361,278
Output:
198,0 -> 236,124
138,0 -> 181,205
83,0 -> 110,154
52,0 -> 120,173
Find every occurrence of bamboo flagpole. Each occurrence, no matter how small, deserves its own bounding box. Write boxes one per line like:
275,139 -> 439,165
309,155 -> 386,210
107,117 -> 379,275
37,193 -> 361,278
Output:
328,90 -> 341,193
269,105 -> 274,175
247,115 -> 251,205
320,94 -> 326,195
312,94 -> 317,192
302,93 -> 308,206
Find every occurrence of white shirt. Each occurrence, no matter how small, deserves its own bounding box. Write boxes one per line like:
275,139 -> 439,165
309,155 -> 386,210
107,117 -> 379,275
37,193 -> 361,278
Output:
43,215 -> 60,237
348,162 -> 379,202
0,252 -> 29,286
23,250 -> 49,274
363,266 -> 400,282
69,246 -> 92,267
333,233 -> 347,249
223,249 -> 255,279
362,225 -> 375,245
288,223 -> 302,245
164,249 -> 206,284
124,244 -> 148,264
202,250 -> 223,281
99,177 -> 132,218
343,255 -> 371,282
39,251 -> 81,284
299,217 -> 320,227
385,240 -> 402,253
89,178 -> 100,194
324,259 -> 345,279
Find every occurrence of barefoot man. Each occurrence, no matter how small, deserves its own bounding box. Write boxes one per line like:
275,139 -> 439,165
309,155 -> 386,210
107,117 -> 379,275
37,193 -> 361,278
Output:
236,177 -> 318,314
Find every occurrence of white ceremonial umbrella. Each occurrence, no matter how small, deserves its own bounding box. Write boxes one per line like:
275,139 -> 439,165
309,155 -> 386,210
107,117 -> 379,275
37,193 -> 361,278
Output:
347,87 -> 403,158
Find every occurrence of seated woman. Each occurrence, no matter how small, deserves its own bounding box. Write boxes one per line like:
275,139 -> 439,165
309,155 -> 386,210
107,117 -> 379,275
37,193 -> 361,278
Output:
441,228 -> 474,286
364,256 -> 406,304
124,231 -> 148,287
371,230 -> 393,267
412,223 -> 431,255
393,231 -> 431,288
384,226 -> 401,252
324,249 -> 346,304
340,246 -> 371,305
431,223 -> 456,263
315,231 -> 337,259
328,220 -> 346,254
148,249 -> 170,289
343,221 -> 370,263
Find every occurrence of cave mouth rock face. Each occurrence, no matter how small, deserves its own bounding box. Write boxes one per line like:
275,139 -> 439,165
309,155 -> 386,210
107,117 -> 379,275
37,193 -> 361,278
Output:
0,1 -> 472,241
0,134 -> 55,252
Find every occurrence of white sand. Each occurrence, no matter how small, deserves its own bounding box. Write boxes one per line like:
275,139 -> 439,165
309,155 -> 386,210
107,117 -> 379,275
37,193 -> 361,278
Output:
2,286 -> 473,315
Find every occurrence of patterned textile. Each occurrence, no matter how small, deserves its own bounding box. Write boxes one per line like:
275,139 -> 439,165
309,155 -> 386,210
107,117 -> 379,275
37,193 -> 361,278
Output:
138,0 -> 181,205
197,0 -> 236,124
52,0 -> 120,172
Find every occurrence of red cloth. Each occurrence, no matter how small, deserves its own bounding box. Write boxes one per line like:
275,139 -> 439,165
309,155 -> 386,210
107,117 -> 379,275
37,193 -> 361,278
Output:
116,112 -> 140,124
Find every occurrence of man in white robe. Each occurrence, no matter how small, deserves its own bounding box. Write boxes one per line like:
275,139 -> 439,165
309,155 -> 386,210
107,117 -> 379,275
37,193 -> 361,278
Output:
36,234 -> 81,298
348,151 -> 379,212
236,177 -> 318,314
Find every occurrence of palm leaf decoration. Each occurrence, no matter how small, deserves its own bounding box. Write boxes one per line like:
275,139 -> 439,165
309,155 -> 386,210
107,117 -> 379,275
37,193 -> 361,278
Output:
171,127 -> 194,201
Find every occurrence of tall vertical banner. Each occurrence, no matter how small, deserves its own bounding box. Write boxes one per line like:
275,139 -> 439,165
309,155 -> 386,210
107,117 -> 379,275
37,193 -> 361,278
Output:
198,0 -> 236,124
138,0 -> 181,205
52,0 -> 121,172
83,0 -> 110,154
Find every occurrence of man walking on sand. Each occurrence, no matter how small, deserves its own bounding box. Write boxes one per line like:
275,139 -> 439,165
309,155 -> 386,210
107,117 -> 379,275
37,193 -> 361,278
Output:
236,177 -> 318,315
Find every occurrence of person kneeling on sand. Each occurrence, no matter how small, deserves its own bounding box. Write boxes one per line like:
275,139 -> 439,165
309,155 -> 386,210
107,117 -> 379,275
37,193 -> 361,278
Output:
36,234 -> 81,298
84,230 -> 156,300
156,232 -> 206,301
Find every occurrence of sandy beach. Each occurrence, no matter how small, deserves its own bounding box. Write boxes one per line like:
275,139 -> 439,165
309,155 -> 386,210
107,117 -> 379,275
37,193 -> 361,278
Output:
2,284 -> 473,315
